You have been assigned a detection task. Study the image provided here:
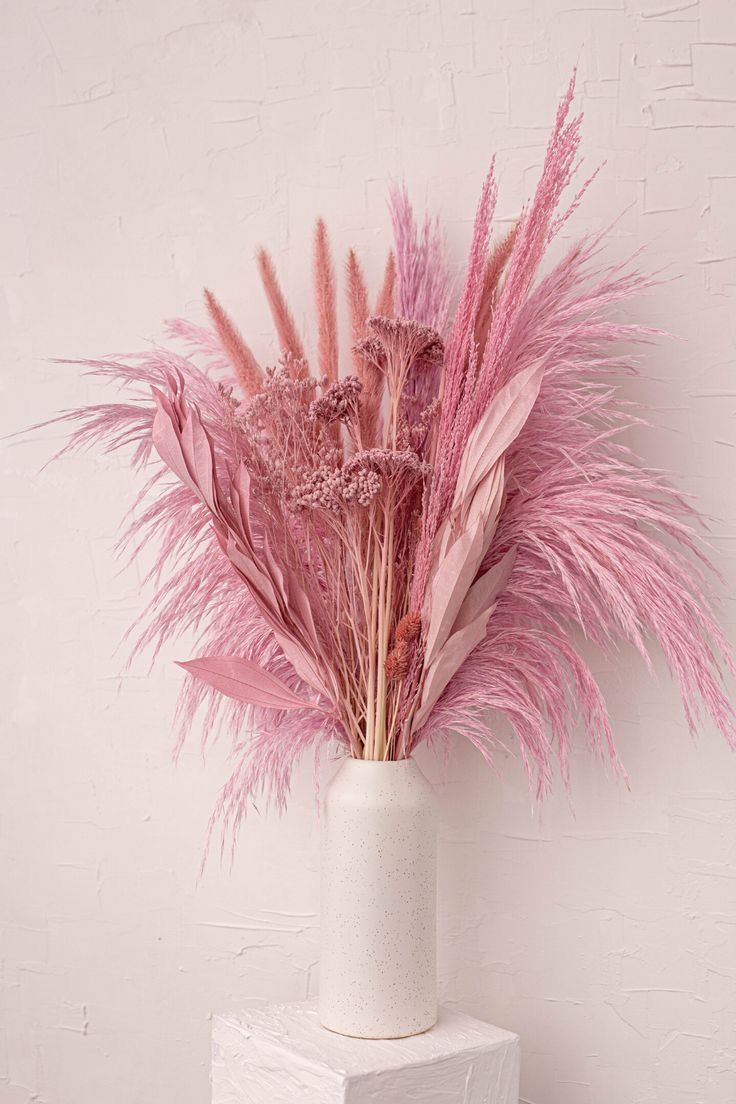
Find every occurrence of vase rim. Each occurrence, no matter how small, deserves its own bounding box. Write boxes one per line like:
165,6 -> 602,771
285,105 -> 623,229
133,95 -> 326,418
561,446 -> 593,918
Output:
341,756 -> 417,767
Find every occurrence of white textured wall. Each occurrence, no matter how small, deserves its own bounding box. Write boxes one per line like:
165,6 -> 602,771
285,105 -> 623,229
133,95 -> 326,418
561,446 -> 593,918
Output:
2,2 -> 736,1102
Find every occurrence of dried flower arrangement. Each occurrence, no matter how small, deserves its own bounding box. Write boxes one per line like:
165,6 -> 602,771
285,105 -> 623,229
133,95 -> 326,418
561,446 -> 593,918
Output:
51,77 -> 734,849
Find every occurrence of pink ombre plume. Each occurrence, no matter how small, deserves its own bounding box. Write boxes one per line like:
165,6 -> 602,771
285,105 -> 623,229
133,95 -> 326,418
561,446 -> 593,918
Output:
203,288 -> 264,398
389,184 -> 450,332
313,218 -> 338,384
375,251 -> 396,317
256,247 -> 307,372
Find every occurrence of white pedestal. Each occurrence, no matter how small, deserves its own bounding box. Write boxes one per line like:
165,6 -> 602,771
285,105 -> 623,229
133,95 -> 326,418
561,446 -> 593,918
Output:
212,1001 -> 520,1104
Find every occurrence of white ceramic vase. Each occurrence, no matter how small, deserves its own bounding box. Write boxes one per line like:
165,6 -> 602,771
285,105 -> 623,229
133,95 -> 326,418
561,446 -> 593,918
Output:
318,757 -> 437,1040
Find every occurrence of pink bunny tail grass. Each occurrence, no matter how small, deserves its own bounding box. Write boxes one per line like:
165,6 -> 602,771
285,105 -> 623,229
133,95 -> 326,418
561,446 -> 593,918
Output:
255,247 -> 307,373
375,250 -> 396,317
203,288 -> 264,398
346,249 -> 370,355
313,218 -> 338,384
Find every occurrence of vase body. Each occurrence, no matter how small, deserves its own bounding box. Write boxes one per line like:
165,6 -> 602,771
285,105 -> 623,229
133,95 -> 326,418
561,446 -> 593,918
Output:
319,757 -> 437,1040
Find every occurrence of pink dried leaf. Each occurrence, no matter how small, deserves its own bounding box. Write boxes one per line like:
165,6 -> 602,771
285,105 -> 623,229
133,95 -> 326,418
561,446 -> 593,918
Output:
151,388 -> 201,499
452,547 -> 517,635
424,518 -> 485,666
465,458 -> 506,555
180,404 -> 217,511
453,360 -> 545,513
414,606 -> 495,732
177,656 -> 319,711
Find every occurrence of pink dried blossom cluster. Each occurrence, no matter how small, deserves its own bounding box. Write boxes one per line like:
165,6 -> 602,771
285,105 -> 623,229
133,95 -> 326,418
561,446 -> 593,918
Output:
45,73 -> 734,851
292,463 -> 380,512
309,376 -> 363,426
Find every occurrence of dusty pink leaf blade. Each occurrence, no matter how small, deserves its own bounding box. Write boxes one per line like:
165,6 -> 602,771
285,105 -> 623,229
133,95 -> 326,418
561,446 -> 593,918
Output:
453,547 -> 517,635
414,606 -> 495,731
424,519 -> 485,666
453,360 -> 545,512
177,656 -> 318,711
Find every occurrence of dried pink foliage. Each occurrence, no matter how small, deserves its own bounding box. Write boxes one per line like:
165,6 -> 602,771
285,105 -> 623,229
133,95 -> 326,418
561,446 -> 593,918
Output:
407,234 -> 736,787
42,75 -> 734,852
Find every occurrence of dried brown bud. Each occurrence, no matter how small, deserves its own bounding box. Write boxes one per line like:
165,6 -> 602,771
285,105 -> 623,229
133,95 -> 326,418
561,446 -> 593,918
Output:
385,640 -> 412,681
396,611 -> 421,644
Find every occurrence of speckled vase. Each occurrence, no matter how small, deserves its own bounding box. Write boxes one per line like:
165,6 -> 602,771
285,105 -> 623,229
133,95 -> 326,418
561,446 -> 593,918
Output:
319,757 -> 437,1040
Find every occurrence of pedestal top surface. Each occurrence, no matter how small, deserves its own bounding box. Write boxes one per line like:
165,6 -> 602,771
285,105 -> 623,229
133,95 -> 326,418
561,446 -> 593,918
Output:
214,1001 -> 518,1078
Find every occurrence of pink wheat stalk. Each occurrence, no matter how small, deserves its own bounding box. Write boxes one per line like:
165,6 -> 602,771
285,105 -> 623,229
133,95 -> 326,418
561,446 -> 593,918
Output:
256,248 -> 306,372
375,251 -> 397,317
313,219 -> 339,384
346,249 -> 370,353
203,288 -> 264,398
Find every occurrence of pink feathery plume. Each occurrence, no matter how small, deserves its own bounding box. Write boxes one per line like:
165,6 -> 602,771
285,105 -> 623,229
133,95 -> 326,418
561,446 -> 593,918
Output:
408,74 -> 584,645
164,318 -> 225,363
408,162 -> 498,620
313,218 -> 338,384
346,248 -> 370,352
256,247 -> 307,375
474,71 -> 584,410
375,251 -> 396,317
475,223 -> 518,356
388,185 -> 450,422
389,185 -> 450,332
408,237 -> 735,785
203,288 -> 264,398
40,343 -> 337,829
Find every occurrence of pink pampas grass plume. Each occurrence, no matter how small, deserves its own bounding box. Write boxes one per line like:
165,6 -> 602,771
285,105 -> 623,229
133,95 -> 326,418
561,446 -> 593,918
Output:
256,247 -> 306,373
313,218 -> 338,384
346,249 -> 370,350
203,288 -> 264,398
375,251 -> 396,318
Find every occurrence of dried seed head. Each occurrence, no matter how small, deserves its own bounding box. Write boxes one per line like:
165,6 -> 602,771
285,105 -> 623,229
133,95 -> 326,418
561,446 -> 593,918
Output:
396,611 -> 421,644
385,640 -> 412,681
